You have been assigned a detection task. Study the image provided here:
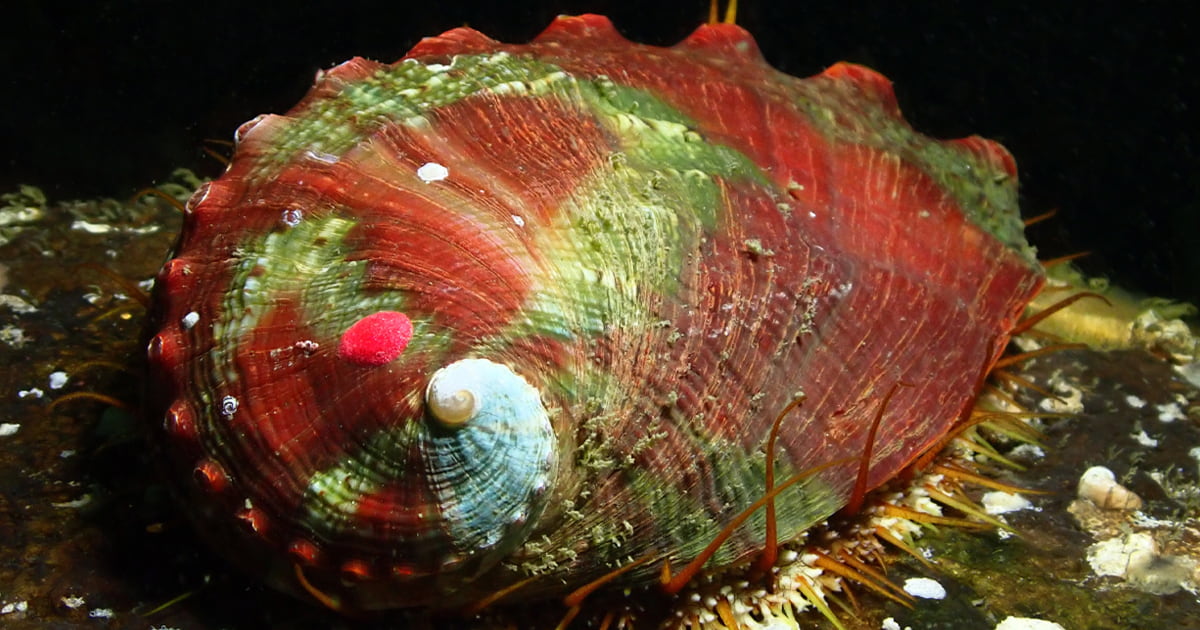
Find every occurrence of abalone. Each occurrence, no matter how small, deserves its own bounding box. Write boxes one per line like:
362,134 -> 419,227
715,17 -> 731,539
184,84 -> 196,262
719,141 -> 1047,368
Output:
146,14 -> 1044,612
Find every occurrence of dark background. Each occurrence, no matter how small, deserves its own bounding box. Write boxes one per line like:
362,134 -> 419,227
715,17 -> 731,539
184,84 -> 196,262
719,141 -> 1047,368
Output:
3,1 -> 1196,302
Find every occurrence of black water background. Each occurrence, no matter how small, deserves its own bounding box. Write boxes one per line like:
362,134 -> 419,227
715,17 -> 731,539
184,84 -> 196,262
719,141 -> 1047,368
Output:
2,1 -> 1195,302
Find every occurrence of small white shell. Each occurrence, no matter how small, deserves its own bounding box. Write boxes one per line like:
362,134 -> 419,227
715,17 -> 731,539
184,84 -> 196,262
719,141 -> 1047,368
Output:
426,375 -> 478,427
1077,465 -> 1143,510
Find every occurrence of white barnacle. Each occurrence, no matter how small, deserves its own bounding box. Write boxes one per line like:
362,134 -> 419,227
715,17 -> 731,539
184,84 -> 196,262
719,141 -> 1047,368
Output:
281,208 -> 303,227
416,162 -> 449,183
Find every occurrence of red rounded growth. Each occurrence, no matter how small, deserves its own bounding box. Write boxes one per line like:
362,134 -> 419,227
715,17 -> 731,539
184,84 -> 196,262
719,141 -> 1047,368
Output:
337,311 -> 414,367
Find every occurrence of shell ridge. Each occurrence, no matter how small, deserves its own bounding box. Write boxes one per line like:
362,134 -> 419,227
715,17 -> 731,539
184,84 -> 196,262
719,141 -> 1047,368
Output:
677,22 -> 766,65
405,26 -> 499,58
534,14 -> 625,45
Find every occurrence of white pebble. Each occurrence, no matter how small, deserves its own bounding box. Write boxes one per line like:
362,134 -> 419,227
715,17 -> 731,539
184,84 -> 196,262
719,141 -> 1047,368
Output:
48,370 -> 68,389
181,311 -> 200,329
1124,394 -> 1146,408
0,294 -> 37,313
17,387 -> 43,399
982,491 -> 1032,515
902,577 -> 946,599
1087,532 -> 1156,577
1009,443 -> 1045,460
1130,429 -> 1158,447
0,423 -> 19,437
1156,402 -> 1185,423
1,600 -> 29,614
416,162 -> 449,182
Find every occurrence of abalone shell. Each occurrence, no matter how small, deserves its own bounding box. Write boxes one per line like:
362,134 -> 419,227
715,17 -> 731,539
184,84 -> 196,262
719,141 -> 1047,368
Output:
146,14 -> 1044,612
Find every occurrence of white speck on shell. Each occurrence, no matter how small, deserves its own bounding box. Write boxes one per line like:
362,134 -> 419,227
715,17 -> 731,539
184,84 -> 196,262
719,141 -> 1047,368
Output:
417,162 -> 449,182
512,215 -> 525,227
181,311 -> 200,329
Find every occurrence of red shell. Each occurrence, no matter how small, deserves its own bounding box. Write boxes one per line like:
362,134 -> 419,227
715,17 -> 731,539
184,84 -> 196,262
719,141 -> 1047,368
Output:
146,14 -> 1044,613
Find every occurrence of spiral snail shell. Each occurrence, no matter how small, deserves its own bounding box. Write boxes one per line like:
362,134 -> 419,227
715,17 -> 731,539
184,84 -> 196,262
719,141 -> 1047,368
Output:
145,14 -> 1044,612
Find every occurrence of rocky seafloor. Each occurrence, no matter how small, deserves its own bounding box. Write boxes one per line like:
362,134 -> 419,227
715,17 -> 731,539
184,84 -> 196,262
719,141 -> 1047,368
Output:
1,181 -> 1198,629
